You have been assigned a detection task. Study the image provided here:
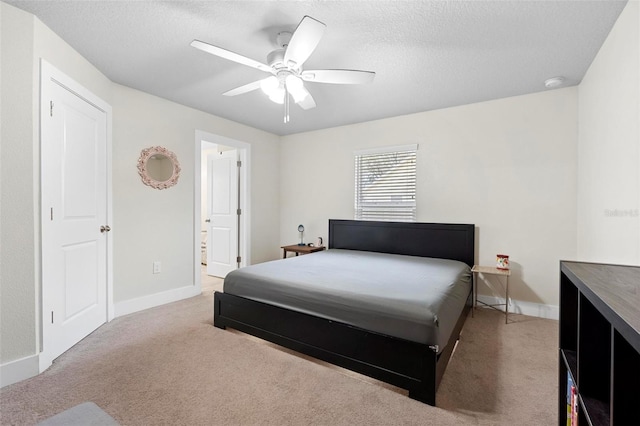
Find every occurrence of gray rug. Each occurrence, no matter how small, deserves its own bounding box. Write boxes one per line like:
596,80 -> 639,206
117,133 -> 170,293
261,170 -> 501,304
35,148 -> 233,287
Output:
37,402 -> 119,426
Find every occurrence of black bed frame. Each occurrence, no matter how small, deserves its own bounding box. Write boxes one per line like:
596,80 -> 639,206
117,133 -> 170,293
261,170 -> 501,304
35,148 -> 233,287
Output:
213,219 -> 475,406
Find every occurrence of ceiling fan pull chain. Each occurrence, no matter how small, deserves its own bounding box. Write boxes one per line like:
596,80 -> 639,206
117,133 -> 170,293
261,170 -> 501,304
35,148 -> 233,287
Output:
284,86 -> 290,123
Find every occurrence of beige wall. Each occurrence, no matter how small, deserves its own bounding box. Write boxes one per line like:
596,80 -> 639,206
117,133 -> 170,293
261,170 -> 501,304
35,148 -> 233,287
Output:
577,0 -> 640,265
0,2 -> 280,373
1,2 -> 113,364
280,88 -> 579,309
1,3 -> 38,364
112,84 -> 280,303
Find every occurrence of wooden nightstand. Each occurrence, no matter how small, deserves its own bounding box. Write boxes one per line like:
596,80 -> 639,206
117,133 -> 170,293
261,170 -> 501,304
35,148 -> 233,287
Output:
471,265 -> 512,323
281,244 -> 326,259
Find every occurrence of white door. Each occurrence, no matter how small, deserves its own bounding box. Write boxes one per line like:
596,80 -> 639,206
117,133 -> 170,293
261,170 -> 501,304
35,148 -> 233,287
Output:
206,150 -> 239,278
41,70 -> 109,367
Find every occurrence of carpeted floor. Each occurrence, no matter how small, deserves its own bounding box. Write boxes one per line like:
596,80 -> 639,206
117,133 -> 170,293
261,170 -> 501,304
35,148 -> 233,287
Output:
0,275 -> 558,425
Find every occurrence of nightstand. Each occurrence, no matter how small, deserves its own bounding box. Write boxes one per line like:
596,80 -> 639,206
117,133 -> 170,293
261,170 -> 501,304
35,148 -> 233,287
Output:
281,244 -> 326,259
471,265 -> 511,323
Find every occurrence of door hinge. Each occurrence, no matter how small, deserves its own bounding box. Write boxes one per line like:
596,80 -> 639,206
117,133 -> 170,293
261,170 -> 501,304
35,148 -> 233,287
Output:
51,311 -> 54,324
237,160 -> 242,167
237,208 -> 241,215
236,256 -> 241,263
50,100 -> 54,117
50,207 -> 54,221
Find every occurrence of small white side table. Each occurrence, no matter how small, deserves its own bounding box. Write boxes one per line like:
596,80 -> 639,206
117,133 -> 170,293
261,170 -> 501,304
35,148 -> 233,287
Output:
471,265 -> 512,324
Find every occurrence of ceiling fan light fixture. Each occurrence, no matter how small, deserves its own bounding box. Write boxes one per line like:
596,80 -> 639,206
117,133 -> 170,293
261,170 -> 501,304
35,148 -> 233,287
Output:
285,75 -> 308,103
268,86 -> 285,104
192,15 -> 374,122
260,76 -> 285,104
260,76 -> 279,95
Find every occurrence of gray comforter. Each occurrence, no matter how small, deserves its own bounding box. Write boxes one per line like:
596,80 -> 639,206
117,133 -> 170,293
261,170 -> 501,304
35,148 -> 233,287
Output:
223,249 -> 471,350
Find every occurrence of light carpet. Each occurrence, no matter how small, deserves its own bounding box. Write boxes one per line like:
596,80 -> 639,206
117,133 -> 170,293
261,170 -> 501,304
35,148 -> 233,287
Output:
0,281 -> 558,425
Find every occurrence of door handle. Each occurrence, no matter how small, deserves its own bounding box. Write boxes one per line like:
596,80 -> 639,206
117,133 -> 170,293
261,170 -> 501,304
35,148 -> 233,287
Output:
205,219 -> 211,223
100,225 -> 111,233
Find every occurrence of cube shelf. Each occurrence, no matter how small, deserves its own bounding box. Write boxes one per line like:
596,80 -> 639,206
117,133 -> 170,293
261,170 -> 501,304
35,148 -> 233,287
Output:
558,261 -> 640,426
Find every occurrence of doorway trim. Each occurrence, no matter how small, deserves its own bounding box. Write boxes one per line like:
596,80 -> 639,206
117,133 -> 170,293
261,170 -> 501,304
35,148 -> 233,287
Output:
39,60 -> 113,372
194,130 -> 250,287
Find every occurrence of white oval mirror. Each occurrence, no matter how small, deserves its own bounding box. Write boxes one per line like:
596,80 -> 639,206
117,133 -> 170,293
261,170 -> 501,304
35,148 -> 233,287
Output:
137,146 -> 180,190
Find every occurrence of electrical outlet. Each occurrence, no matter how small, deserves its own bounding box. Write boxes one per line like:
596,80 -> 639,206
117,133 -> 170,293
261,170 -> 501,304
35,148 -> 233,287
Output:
153,261 -> 161,274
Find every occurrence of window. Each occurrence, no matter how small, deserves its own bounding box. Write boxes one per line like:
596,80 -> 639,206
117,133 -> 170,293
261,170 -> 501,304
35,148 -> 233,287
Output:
354,144 -> 417,222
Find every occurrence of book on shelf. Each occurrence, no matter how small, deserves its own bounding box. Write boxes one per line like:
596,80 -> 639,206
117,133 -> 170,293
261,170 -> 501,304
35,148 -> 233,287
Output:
566,373 -> 572,426
567,372 -> 578,426
571,384 -> 578,426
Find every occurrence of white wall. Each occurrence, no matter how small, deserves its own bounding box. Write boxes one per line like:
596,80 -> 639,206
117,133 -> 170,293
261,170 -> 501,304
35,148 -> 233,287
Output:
1,3 -> 281,381
112,84 -> 280,305
1,2 -> 38,364
280,88 -> 579,309
577,0 -> 640,265
1,2 -> 112,366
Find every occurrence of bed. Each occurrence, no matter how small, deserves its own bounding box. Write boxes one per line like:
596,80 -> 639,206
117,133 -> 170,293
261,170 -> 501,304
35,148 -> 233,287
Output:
213,219 -> 475,406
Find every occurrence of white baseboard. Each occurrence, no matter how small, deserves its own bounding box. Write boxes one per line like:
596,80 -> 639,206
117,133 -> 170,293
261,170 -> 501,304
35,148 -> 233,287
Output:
476,295 -> 559,320
114,284 -> 201,318
2,285 -> 201,388
0,354 -> 39,388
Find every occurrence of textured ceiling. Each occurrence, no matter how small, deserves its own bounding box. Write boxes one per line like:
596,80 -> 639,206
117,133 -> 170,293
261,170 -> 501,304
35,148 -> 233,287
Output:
7,0 -> 627,136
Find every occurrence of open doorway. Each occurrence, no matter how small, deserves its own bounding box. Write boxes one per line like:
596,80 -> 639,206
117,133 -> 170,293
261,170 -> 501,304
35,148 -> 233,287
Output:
194,130 -> 250,289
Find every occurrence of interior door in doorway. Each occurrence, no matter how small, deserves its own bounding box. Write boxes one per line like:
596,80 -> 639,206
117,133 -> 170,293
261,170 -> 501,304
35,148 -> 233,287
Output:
206,150 -> 239,278
41,73 -> 109,367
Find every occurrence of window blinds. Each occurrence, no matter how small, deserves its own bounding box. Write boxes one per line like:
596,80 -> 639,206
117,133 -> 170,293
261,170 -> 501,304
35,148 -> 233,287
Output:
354,145 -> 417,222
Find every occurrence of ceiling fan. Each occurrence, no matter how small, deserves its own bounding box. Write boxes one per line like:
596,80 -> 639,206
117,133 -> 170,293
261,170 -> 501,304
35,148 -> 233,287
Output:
191,16 -> 375,123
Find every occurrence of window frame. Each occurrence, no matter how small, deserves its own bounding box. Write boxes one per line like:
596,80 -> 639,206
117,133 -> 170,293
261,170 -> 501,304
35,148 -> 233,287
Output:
354,144 -> 418,222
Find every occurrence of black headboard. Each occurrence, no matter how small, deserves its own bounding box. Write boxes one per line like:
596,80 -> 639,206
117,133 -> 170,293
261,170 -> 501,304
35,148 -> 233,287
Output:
328,219 -> 475,267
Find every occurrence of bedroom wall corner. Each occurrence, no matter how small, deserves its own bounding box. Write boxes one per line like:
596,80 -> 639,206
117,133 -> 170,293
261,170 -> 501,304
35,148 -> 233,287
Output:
577,0 -> 640,265
111,84 -> 281,307
279,87 -> 578,310
0,1 -> 38,368
1,1 -> 113,383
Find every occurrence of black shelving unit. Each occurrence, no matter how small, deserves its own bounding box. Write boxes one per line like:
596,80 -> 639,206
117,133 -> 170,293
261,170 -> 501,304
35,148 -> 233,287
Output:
559,261 -> 640,426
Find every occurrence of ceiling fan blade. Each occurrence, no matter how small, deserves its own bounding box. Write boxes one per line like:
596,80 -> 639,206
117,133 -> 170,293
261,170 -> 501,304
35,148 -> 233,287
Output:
191,40 -> 272,73
222,79 -> 268,97
283,16 -> 326,69
301,69 -> 375,84
295,86 -> 317,110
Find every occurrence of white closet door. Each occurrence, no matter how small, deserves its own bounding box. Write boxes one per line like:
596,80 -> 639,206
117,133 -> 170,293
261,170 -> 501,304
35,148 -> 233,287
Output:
41,69 -> 109,367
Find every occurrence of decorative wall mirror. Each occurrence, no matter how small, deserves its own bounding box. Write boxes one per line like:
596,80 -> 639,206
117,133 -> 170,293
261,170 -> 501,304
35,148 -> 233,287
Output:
137,146 -> 181,190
